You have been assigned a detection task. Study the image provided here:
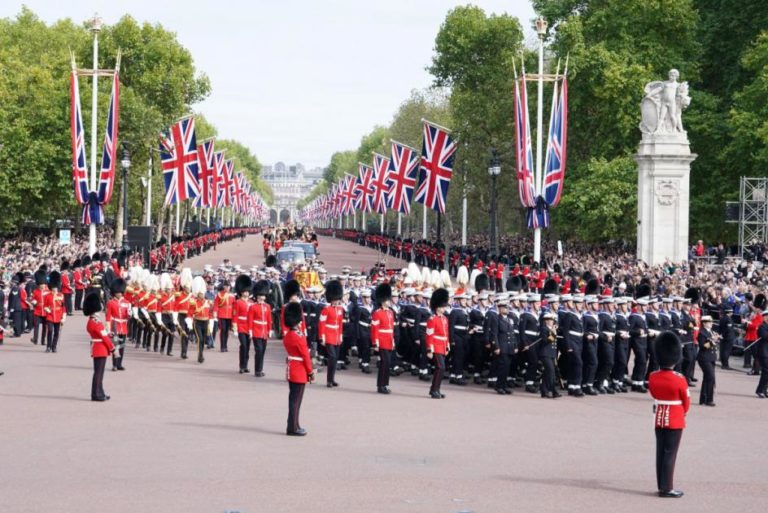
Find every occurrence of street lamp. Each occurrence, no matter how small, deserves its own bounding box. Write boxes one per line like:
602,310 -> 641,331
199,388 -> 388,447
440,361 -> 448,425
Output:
121,142 -> 131,250
488,148 -> 501,258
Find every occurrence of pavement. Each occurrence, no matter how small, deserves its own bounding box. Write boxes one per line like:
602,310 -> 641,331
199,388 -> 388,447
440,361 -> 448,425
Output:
1,235 -> 766,513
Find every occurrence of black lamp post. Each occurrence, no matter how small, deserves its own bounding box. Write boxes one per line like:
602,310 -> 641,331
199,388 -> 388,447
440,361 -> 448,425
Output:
120,142 -> 131,250
488,148 -> 501,257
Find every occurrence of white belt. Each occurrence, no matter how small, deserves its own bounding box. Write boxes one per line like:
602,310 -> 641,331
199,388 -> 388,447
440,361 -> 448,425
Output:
419,323 -> 427,327
380,329 -> 393,334
238,316 -> 248,320
91,339 -> 104,343
114,319 -> 127,323
326,324 -> 339,329
454,326 -> 468,331
254,320 -> 267,325
359,322 -> 370,327
569,331 -> 583,337
524,330 -> 538,336
287,356 -> 303,361
404,318 -> 415,323
434,335 -> 447,341
654,400 -> 682,406
603,331 -> 615,336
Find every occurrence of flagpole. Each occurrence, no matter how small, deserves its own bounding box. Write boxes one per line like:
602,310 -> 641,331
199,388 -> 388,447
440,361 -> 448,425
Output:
422,205 -> 427,239
146,156 -> 152,226
397,212 -> 402,236
533,18 -> 547,264
362,211 -> 366,231
461,189 -> 467,246
88,14 -> 102,257
175,199 -> 180,235
380,213 -> 384,234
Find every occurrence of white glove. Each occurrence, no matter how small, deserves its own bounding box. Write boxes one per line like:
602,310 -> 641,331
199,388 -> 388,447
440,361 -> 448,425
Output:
172,311 -> 179,325
132,307 -> 139,319
185,318 -> 193,331
141,308 -> 149,318
208,319 -> 215,333
155,312 -> 162,324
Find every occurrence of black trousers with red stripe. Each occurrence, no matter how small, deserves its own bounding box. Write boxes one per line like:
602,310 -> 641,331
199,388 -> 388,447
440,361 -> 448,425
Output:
287,381 -> 305,433
655,428 -> 683,492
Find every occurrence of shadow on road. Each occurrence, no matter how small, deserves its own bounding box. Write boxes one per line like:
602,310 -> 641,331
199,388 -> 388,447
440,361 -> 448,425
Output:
500,476 -> 655,497
0,392 -> 91,402
169,421 -> 284,437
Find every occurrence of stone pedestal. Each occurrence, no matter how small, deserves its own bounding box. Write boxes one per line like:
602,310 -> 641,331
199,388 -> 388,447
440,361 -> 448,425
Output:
635,132 -> 697,265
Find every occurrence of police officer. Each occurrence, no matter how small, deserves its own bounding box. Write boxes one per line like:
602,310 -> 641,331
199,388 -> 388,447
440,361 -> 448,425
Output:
696,316 -> 718,406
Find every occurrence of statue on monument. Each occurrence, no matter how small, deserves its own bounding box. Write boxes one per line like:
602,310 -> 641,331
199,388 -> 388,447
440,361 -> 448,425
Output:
639,69 -> 692,134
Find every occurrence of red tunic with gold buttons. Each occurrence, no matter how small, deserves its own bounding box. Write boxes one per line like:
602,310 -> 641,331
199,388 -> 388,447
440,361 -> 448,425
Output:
648,369 -> 690,429
248,301 -> 273,339
61,273 -> 73,295
44,291 -> 66,323
106,297 -> 131,336
318,305 -> 344,345
371,308 -> 395,351
87,316 -> 115,358
33,287 -> 50,317
426,314 -> 449,355
233,298 -> 251,333
283,328 -> 313,384
213,292 -> 234,320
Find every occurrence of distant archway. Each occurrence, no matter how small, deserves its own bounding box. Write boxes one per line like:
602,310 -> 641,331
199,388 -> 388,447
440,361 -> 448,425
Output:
279,209 -> 291,224
269,209 -> 278,224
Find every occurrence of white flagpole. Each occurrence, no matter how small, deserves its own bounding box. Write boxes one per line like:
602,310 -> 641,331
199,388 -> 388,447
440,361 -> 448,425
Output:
353,211 -> 357,230
380,213 -> 384,233
461,190 -> 468,246
397,212 -> 402,236
533,18 -> 547,264
422,205 -> 427,239
362,211 -> 366,231
206,207 -> 210,228
146,156 -> 152,226
88,15 -> 102,257
175,200 -> 180,235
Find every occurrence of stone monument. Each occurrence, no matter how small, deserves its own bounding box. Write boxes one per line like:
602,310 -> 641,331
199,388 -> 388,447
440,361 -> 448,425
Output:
636,69 -> 697,265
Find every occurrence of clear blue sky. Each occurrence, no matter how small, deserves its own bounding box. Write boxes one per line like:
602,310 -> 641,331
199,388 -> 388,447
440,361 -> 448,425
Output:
5,1 -> 536,168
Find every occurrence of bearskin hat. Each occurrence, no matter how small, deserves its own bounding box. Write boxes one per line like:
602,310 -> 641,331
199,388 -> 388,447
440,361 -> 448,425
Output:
586,278 -> 600,296
117,250 -> 128,269
284,302 -> 303,329
430,287 -> 450,311
235,274 -> 253,296
14,272 -> 25,284
61,259 -> 70,271
553,262 -> 562,274
507,275 -> 523,292
72,259 -> 82,269
48,271 -> 61,290
542,278 -> 559,295
684,287 -> 700,304
754,293 -> 767,311
82,292 -> 103,316
375,283 -> 392,305
34,270 -> 47,286
284,279 -> 302,301
82,255 -> 92,267
110,278 -> 127,295
325,279 -> 343,303
253,279 -> 270,297
265,254 -> 277,268
636,283 -> 652,299
655,331 -> 682,368
604,273 -> 614,287
474,273 -> 489,293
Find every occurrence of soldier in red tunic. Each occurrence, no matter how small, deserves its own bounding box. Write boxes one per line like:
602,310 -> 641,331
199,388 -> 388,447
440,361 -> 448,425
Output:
43,271 -> 66,353
283,302 -> 315,436
319,280 -> 344,388
648,331 -> 690,498
213,281 -> 234,352
84,292 -> 116,401
106,278 -> 130,371
426,288 -> 450,399
233,275 -> 253,374
248,279 -> 273,377
371,283 -> 395,394
31,270 -> 50,346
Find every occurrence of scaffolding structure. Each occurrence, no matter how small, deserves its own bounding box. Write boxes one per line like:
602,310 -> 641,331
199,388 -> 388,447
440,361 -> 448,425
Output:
737,177 -> 768,257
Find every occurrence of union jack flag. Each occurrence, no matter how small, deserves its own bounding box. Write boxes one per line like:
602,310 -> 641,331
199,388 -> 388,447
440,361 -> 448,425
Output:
212,151 -> 224,206
543,77 -> 567,208
218,159 -> 234,207
371,153 -> 390,214
341,175 -> 356,216
196,139 -> 215,208
414,120 -> 457,214
97,71 -> 119,207
70,70 -> 89,206
386,141 -> 418,214
354,164 -> 375,213
160,116 -> 199,206
515,73 -> 536,209
232,172 -> 245,213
